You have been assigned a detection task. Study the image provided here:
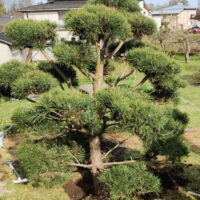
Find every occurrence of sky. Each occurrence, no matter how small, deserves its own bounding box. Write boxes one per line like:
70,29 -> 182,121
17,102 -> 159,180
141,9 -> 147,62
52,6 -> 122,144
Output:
34,0 -> 198,7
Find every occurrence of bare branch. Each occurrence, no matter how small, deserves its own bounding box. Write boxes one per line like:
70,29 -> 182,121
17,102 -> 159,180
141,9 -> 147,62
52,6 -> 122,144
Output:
133,75 -> 149,91
72,65 -> 95,82
102,137 -> 129,160
41,50 -> 75,90
104,158 -> 142,167
108,41 -> 124,59
68,163 -> 92,169
115,69 -> 135,86
68,151 -> 80,164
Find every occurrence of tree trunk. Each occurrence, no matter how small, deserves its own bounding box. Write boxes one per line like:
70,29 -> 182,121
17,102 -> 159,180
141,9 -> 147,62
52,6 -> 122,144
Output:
185,40 -> 190,63
26,48 -> 33,64
89,136 -> 103,195
41,50 -> 75,90
93,42 -> 105,92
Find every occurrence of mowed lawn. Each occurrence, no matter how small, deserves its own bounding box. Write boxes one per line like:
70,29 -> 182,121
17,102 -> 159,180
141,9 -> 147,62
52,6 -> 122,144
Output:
176,55 -> 200,128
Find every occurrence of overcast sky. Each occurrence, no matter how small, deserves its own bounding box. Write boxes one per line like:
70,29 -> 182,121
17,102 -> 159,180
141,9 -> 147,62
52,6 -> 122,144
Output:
34,0 -> 198,7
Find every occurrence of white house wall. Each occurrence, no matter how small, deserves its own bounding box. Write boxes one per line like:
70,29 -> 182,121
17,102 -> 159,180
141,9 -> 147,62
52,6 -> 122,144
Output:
24,12 -> 59,23
0,43 -> 13,65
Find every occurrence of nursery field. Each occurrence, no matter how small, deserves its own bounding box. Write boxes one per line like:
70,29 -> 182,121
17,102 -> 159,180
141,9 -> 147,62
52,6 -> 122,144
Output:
0,55 -> 200,200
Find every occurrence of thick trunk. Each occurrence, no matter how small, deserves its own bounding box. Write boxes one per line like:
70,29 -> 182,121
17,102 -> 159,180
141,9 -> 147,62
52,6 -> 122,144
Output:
93,62 -> 104,92
89,136 -> 103,195
26,48 -> 33,64
41,50 -> 74,90
93,42 -> 105,93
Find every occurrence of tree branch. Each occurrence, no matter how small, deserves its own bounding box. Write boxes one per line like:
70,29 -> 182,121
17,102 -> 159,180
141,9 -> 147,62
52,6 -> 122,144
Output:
133,75 -> 149,91
68,151 -> 80,164
41,50 -> 75,90
115,69 -> 135,86
72,65 -> 95,83
102,138 -> 129,160
108,41 -> 124,59
68,163 -> 92,169
104,158 -> 142,167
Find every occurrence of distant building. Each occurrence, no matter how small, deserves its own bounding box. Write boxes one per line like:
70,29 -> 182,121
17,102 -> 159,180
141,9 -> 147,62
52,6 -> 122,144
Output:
17,0 -> 150,61
152,4 -> 197,30
191,13 -> 200,27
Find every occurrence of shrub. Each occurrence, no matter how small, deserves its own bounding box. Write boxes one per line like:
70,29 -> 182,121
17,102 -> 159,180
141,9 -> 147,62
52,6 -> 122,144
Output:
0,60 -> 28,96
128,12 -> 157,39
99,162 -> 161,199
11,70 -> 59,99
5,20 -> 56,50
16,140 -> 73,187
126,48 -> 184,101
37,61 -> 78,86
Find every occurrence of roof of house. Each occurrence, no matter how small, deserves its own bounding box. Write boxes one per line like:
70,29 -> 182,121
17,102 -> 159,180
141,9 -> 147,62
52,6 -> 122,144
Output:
152,4 -> 197,15
18,1 -> 87,12
0,32 -> 12,46
0,15 -> 16,26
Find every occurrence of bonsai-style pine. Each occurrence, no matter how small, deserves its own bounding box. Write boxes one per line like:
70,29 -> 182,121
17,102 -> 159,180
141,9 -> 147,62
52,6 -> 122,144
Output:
11,0 -> 189,198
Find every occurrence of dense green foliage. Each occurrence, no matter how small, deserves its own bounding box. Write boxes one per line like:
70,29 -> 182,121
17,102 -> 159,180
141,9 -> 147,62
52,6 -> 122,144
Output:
13,87 -> 188,161
11,70 -> 59,99
37,61 -> 78,86
126,48 -> 184,100
12,88 -> 102,136
9,0 -> 190,197
128,13 -> 157,39
16,140 -> 73,187
65,5 -> 131,42
53,41 -> 97,74
5,20 -> 56,50
89,0 -> 140,12
99,162 -> 161,199
0,60 -> 30,96
96,88 -> 188,159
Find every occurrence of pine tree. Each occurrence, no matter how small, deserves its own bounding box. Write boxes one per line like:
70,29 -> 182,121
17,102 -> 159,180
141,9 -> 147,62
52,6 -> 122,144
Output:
9,0 -> 189,198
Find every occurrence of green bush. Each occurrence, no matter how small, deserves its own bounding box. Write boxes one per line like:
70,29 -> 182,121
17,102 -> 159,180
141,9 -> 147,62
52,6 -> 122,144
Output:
5,20 -> 56,50
11,70 -> 59,99
126,48 -> 184,101
99,162 -> 161,199
16,140 -> 73,187
37,61 -> 78,86
0,60 -> 30,96
128,12 -> 157,39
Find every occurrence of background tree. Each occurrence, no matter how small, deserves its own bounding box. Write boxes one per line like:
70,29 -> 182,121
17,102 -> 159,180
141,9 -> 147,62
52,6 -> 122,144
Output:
11,0 -> 189,198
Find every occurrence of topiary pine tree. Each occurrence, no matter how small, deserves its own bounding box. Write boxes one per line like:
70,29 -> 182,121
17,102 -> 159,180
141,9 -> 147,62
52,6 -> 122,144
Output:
12,0 -> 189,197
5,19 -> 75,89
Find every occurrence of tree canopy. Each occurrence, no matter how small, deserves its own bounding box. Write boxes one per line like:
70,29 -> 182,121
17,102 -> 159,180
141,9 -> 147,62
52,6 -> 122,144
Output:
9,0 -> 189,198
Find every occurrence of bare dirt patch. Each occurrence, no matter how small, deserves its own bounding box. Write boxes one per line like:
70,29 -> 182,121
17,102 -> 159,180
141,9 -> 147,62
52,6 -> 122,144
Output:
184,128 -> 200,149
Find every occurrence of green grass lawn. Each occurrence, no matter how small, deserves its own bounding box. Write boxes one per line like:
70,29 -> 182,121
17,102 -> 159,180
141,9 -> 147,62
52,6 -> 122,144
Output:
176,55 -> 200,127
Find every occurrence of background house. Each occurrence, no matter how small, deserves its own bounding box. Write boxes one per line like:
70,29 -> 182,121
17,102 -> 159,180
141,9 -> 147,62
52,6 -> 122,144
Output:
17,0 -> 150,61
152,3 -> 197,30
0,32 -> 25,65
0,14 -> 17,31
